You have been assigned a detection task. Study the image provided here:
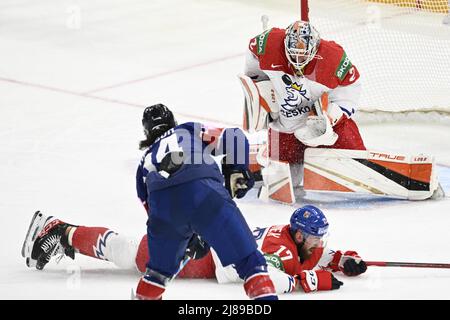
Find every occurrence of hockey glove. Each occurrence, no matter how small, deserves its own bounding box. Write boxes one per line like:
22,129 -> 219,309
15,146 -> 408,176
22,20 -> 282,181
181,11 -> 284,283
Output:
343,259 -> 367,276
330,250 -> 367,276
222,162 -> 255,199
297,270 -> 343,293
294,115 -> 338,147
312,93 -> 345,127
185,234 -> 210,260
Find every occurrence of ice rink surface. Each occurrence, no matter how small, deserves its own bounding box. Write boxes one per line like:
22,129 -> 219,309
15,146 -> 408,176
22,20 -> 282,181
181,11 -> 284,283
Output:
1,0 -> 449,299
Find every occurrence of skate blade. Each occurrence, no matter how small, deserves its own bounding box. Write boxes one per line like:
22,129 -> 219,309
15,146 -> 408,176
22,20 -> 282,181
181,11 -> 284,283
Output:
21,211 -> 53,264
26,257 -> 37,268
21,211 -> 42,258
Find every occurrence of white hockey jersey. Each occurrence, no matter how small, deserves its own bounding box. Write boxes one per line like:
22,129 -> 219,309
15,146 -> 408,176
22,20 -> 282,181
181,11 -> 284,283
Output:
245,28 -> 362,132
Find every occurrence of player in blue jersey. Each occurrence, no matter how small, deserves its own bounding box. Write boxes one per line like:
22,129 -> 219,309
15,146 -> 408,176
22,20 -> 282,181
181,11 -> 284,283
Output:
20,103 -> 277,300
133,104 -> 277,300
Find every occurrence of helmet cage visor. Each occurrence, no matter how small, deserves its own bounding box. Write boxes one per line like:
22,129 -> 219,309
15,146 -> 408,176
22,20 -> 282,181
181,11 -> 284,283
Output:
284,22 -> 320,71
302,229 -> 329,248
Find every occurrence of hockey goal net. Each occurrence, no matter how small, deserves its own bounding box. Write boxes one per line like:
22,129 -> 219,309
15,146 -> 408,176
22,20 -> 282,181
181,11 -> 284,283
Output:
301,0 -> 450,124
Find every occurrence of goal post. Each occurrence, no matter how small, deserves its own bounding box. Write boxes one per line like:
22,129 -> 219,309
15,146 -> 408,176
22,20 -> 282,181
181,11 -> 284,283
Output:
300,0 -> 310,21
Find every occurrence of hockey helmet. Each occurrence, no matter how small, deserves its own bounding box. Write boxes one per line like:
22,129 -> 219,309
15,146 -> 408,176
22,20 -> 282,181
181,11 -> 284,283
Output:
290,205 -> 329,241
284,21 -> 321,72
142,103 -> 177,144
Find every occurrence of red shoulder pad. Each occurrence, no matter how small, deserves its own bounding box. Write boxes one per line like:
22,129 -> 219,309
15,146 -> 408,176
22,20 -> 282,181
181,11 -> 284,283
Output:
305,40 -> 360,88
250,28 -> 292,74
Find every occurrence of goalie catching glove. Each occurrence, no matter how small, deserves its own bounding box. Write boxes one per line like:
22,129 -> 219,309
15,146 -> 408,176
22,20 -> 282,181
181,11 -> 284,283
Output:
294,115 -> 338,147
294,96 -> 345,147
222,159 -> 255,199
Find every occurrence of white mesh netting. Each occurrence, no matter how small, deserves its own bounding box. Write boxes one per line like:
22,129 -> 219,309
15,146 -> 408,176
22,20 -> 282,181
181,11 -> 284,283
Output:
305,0 -> 450,123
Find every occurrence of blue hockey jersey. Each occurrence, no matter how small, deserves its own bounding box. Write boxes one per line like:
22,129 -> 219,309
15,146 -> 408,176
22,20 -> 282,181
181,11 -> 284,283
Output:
136,122 -> 249,206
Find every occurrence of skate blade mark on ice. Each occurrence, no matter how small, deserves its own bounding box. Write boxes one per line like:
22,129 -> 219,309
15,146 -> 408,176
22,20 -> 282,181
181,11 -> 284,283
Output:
21,211 -> 53,268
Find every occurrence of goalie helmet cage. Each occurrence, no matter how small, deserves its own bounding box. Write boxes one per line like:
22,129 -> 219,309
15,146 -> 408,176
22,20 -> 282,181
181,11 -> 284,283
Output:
297,0 -> 450,124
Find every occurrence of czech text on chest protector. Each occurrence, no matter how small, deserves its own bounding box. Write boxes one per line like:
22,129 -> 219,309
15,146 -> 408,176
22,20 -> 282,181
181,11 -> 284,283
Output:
280,77 -> 312,119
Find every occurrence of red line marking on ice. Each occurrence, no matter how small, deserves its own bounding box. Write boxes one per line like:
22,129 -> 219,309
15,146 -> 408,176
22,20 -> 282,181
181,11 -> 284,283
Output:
83,52 -> 245,94
0,76 -> 239,127
0,77 -> 83,97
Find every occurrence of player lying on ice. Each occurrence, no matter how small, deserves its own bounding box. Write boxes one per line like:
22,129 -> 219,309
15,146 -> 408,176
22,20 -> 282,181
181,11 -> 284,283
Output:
23,103 -> 278,300
240,20 -> 444,203
22,204 -> 367,295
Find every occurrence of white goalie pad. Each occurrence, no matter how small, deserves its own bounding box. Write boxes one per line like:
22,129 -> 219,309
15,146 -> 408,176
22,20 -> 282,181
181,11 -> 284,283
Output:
259,158 -> 296,205
238,74 -> 279,133
303,148 -> 439,200
254,139 -> 296,205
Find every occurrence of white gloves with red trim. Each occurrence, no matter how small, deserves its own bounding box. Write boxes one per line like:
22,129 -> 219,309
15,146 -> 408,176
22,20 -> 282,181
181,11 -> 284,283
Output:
294,115 -> 338,147
296,270 -> 343,293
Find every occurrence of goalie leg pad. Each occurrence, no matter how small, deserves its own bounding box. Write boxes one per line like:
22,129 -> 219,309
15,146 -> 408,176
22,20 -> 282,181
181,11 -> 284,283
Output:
255,125 -> 300,204
304,148 -> 438,200
260,160 -> 296,204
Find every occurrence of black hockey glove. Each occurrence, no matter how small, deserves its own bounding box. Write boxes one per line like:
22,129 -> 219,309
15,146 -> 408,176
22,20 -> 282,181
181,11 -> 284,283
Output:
185,234 -> 210,260
343,259 -> 367,276
222,162 -> 255,199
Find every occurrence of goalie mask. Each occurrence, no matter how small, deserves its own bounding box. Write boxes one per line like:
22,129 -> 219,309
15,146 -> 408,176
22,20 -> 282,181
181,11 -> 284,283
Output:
284,21 -> 321,73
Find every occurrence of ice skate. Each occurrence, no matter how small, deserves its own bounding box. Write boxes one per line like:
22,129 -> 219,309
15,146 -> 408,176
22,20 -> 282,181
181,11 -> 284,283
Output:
21,211 -> 75,270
